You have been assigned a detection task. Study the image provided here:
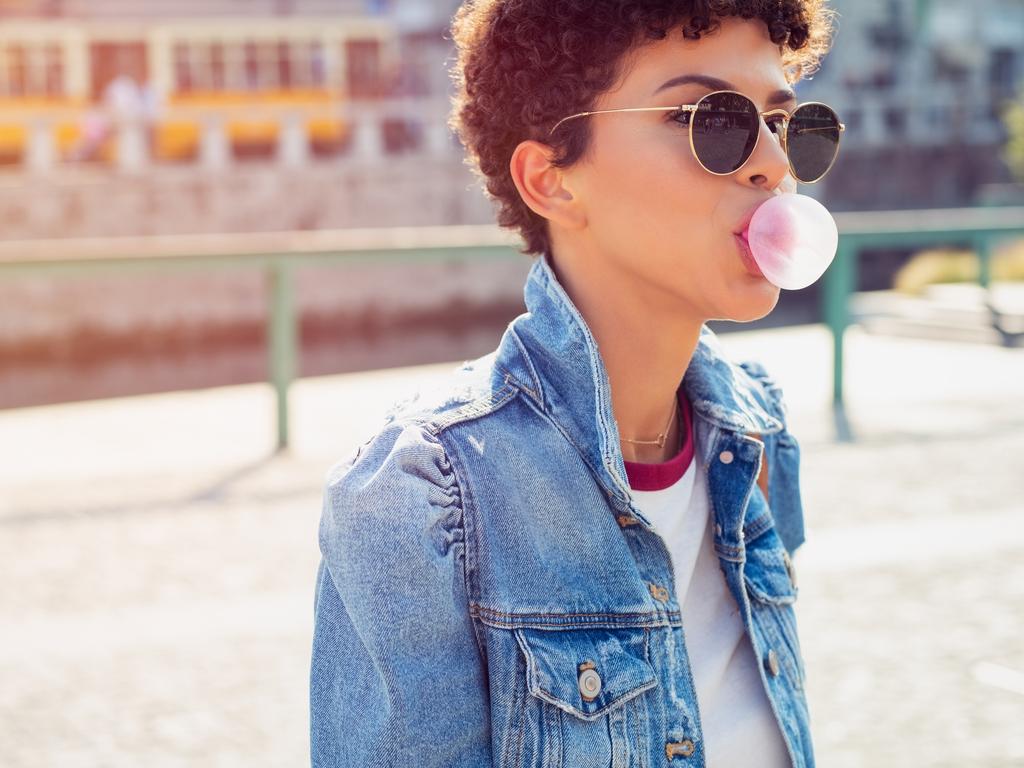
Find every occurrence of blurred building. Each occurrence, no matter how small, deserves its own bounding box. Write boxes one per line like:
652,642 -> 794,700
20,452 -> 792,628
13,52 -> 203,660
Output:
0,1 -> 408,168
798,0 -> 1024,210
0,0 -> 491,238
2,0 -> 1021,236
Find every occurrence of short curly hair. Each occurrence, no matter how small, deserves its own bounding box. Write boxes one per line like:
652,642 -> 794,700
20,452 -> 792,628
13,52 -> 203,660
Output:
448,0 -> 837,257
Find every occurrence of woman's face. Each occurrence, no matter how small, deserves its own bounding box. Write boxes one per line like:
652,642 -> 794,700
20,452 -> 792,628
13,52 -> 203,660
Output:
559,16 -> 798,324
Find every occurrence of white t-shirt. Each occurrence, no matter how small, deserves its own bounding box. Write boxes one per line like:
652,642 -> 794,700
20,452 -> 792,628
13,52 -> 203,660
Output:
624,392 -> 790,767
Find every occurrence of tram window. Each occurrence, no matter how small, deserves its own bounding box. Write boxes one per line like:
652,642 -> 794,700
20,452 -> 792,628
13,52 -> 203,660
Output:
210,43 -> 225,91
224,43 -> 245,91
1,42 -> 63,98
346,39 -> 381,98
244,42 -> 260,91
174,43 -> 193,92
277,42 -> 292,89
170,37 -> 332,94
3,45 -> 28,97
310,40 -> 325,87
257,41 -> 278,89
44,44 -> 63,97
289,41 -> 308,88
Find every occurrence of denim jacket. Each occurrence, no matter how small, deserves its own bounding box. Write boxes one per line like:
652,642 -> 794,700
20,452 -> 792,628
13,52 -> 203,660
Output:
311,252 -> 813,767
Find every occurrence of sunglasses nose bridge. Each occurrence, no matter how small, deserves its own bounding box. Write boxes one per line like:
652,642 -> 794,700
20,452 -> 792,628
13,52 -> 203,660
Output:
760,111 -> 790,147
740,111 -> 793,183
757,112 -> 790,158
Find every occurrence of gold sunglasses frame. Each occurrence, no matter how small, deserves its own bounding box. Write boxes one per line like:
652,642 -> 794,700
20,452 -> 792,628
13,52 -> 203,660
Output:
548,89 -> 847,184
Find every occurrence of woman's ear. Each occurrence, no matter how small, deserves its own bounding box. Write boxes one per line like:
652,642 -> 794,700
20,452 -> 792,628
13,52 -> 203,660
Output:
509,139 -> 587,231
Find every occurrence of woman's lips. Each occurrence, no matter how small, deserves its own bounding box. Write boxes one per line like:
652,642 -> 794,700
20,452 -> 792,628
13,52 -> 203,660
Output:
735,232 -> 764,277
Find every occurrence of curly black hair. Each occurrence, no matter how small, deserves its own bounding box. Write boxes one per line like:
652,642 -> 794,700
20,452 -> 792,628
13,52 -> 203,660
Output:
448,0 -> 837,257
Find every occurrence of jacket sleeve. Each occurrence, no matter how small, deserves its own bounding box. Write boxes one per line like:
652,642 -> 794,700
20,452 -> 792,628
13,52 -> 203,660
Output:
737,359 -> 807,557
310,421 -> 491,767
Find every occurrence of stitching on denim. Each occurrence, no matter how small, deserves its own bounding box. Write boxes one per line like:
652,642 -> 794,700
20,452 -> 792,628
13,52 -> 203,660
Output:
472,604 -> 682,630
713,543 -> 744,562
423,378 -> 519,434
436,428 -> 489,666
523,627 -> 670,725
749,599 -> 802,688
743,514 -> 774,543
506,327 -> 545,404
530,677 -> 658,722
531,258 -> 628,493
510,644 -> 527,768
552,702 -> 565,768
629,651 -> 651,768
475,606 -> 674,620
743,554 -> 798,605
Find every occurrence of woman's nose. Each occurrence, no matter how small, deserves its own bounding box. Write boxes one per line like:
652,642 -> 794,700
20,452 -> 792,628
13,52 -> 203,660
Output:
743,119 -> 792,189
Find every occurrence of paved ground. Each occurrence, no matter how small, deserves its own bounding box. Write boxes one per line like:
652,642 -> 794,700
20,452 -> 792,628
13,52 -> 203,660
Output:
2,322 -> 1022,767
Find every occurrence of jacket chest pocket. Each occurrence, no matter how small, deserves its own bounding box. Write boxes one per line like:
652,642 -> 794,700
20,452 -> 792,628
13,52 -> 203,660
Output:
511,625 -> 658,768
742,544 -> 806,690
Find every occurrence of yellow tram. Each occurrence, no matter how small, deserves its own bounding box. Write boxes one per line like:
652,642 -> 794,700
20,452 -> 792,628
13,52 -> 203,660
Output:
0,15 -> 398,165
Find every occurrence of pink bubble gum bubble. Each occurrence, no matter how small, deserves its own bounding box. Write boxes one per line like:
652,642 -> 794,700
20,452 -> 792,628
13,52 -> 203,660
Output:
744,193 -> 839,290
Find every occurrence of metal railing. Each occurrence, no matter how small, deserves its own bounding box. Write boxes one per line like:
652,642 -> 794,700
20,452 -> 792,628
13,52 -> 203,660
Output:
0,225 -> 523,448
2,206 -> 1022,447
824,206 -> 1024,411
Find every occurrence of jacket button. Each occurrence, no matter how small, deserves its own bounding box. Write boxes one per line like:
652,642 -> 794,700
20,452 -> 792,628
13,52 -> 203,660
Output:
578,666 -> 602,701
766,648 -> 781,677
648,582 -> 670,602
666,739 -> 695,759
718,450 -> 734,464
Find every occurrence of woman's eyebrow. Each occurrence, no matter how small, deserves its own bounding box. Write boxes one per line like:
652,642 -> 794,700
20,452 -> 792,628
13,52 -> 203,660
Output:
652,73 -> 797,105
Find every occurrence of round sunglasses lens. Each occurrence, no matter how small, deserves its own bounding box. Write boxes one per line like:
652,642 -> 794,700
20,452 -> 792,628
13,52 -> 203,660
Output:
788,104 -> 841,182
690,92 -> 759,174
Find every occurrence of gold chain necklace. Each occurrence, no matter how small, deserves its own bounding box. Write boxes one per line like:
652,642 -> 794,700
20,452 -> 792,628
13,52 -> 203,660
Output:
622,398 -> 679,449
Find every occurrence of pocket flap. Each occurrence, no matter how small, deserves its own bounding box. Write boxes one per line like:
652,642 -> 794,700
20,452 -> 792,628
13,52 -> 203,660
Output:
515,626 -> 658,721
743,546 -> 798,605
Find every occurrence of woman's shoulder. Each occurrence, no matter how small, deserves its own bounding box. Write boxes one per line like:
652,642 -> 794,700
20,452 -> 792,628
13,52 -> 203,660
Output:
320,350 -> 524,528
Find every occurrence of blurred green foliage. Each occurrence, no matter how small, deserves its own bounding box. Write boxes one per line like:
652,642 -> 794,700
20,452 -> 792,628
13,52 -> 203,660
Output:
1004,91 -> 1024,182
894,239 -> 1024,295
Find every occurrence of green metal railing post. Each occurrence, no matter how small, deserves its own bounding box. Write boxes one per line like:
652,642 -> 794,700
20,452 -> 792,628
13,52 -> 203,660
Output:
974,235 -> 992,289
824,238 -> 856,407
267,260 -> 297,451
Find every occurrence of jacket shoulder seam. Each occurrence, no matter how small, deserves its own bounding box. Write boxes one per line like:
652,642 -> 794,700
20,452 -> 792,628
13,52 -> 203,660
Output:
420,375 -> 521,436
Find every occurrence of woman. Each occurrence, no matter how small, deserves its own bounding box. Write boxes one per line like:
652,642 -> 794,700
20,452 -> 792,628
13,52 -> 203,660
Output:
311,1 -> 839,766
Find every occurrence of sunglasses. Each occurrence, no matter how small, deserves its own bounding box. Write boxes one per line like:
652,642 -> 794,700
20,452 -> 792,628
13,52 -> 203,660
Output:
549,89 -> 846,184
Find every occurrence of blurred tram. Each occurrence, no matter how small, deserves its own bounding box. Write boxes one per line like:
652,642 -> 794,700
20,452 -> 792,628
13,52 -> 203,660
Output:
0,15 -> 397,165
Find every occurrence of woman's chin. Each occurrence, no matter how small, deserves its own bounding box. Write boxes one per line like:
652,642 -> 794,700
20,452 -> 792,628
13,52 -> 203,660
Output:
725,286 -> 781,322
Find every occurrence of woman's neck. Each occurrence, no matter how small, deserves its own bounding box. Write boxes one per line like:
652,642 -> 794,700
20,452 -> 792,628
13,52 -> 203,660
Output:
548,251 -> 702,465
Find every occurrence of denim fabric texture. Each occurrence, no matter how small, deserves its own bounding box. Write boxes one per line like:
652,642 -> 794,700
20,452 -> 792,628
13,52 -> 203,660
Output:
311,251 -> 813,767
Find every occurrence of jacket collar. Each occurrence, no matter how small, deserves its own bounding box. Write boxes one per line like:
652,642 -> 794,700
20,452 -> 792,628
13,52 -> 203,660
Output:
495,252 -> 783,503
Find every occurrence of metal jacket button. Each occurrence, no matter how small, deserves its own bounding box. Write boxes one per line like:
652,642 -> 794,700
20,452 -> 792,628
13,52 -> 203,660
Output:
666,739 -> 695,759
578,663 -> 602,701
766,648 -> 781,677
648,582 -> 670,602
719,450 -> 734,464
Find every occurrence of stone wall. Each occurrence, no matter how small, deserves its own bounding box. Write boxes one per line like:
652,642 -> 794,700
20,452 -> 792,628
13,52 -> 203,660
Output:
0,157 -> 495,240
